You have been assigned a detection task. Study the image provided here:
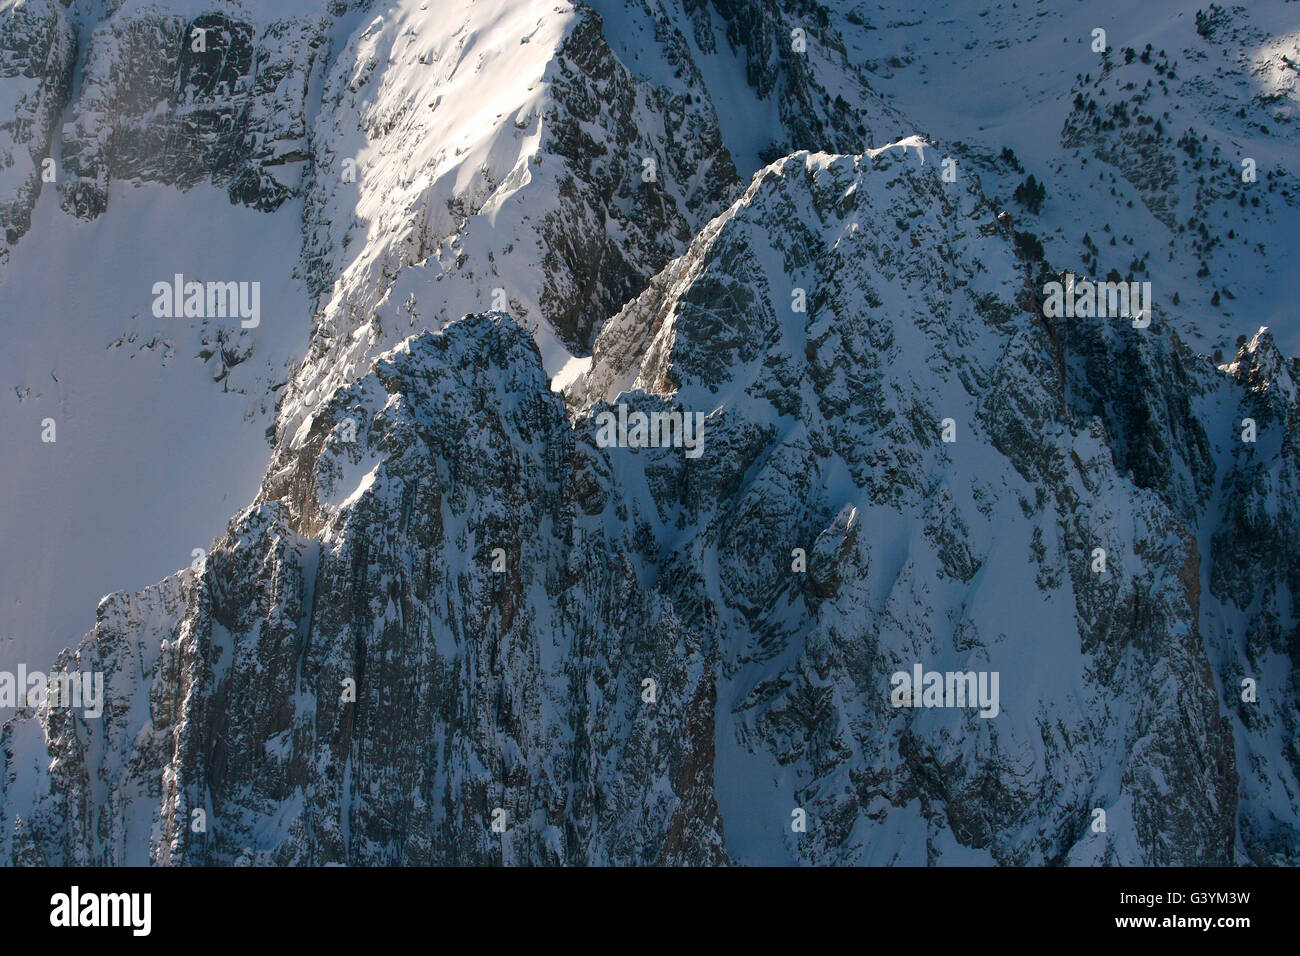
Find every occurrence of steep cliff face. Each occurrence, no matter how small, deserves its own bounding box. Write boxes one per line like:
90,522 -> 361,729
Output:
576,147 -> 1245,865
0,0 -> 793,678
2,315 -> 726,865
287,0 -> 755,450
1,0 -> 1295,866
286,0 -> 899,440
4,143 -> 1291,864
0,0 -> 75,274
58,4 -> 333,219
1207,330 -> 1300,862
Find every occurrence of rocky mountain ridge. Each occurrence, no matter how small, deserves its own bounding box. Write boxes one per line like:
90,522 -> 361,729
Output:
0,0 -> 1295,865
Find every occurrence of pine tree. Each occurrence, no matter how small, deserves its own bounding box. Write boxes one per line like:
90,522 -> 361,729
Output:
1013,175 -> 1046,214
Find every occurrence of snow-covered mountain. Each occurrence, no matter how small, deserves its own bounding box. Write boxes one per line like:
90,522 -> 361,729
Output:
0,0 -> 1295,865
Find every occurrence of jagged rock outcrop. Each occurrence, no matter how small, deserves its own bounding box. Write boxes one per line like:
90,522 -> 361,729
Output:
577,147 -> 1245,865
2,314 -> 726,865
692,0 -> 879,159
288,0 -> 753,450
58,7 -> 332,218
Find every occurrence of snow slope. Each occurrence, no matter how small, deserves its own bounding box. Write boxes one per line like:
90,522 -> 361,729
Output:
837,0 -> 1300,356
0,181 -> 310,687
